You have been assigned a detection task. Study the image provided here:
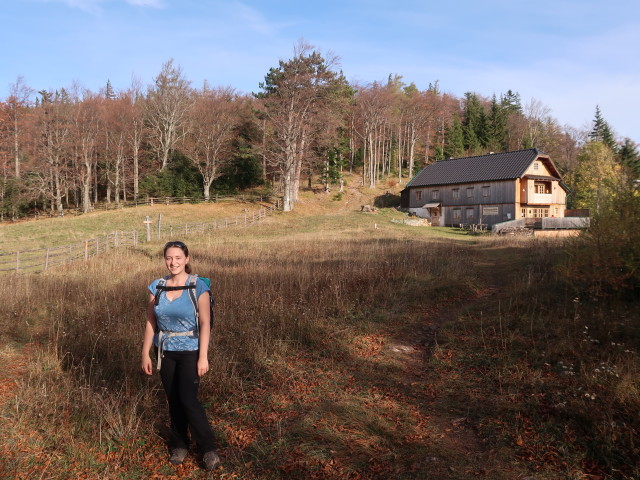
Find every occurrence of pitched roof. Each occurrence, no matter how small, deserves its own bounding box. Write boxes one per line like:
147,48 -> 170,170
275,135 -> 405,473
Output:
406,149 -> 548,188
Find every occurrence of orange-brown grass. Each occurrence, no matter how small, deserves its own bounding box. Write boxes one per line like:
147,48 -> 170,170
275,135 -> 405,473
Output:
1,222 -> 638,479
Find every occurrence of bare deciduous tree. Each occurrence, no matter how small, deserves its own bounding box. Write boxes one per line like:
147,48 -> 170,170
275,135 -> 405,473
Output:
182,87 -> 240,200
145,59 -> 192,171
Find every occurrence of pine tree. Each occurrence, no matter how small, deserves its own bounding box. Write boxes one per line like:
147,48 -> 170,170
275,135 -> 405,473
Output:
443,114 -> 465,159
500,90 -> 522,114
589,105 -> 616,150
618,138 -> 640,177
462,92 -> 487,153
486,94 -> 507,152
105,79 -> 115,100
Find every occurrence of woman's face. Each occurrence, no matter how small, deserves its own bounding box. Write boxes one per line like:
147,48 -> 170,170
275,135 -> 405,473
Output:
164,246 -> 189,275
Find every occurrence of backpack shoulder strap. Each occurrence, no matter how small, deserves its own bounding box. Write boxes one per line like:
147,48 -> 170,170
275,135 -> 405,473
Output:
153,276 -> 171,306
186,274 -> 200,332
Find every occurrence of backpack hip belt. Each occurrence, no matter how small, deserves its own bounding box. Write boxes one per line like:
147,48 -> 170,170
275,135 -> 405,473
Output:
156,329 -> 197,370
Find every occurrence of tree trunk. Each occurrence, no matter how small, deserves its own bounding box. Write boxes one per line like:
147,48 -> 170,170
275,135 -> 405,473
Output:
82,159 -> 92,213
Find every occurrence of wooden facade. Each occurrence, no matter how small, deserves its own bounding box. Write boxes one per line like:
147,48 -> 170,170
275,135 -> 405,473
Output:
401,149 -> 568,227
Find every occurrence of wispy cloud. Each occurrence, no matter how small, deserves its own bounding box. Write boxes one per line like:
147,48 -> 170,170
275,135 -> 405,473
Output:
34,0 -> 163,13
125,0 -> 164,7
44,0 -> 105,13
230,2 -> 285,36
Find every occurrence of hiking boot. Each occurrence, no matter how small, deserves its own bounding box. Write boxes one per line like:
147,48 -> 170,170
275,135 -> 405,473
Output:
203,450 -> 221,470
169,448 -> 188,465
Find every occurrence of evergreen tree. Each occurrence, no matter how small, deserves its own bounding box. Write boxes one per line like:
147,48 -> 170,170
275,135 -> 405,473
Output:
443,114 -> 465,159
589,105 -> 616,150
486,94 -> 507,152
618,138 -> 640,177
461,92 -> 487,153
500,89 -> 522,114
105,79 -> 115,100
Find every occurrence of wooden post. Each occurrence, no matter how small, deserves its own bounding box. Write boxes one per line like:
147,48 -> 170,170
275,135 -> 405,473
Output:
16,251 -> 19,272
115,231 -> 119,248
157,214 -> 162,240
134,230 -> 138,246
144,216 -> 152,242
84,240 -> 89,261
44,249 -> 49,271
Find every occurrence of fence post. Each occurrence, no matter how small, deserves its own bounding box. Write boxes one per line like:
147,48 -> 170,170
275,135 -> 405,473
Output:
69,245 -> 73,263
15,251 -> 19,273
84,240 -> 89,261
157,214 -> 162,240
115,231 -> 119,248
44,249 -> 49,271
144,216 -> 152,242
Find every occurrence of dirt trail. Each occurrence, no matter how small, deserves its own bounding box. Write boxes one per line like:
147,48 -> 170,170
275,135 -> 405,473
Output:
379,243 -> 531,479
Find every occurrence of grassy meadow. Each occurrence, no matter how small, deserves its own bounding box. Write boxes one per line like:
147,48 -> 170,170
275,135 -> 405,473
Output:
0,186 -> 638,479
0,198 -> 268,253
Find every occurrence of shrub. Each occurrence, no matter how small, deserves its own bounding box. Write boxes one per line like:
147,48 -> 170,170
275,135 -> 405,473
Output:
560,178 -> 640,298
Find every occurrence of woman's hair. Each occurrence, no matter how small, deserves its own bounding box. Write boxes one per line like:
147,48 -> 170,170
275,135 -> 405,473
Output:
163,241 -> 192,274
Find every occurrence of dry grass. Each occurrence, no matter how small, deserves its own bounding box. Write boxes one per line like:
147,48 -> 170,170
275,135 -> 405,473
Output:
0,198 -> 265,253
0,191 -> 638,479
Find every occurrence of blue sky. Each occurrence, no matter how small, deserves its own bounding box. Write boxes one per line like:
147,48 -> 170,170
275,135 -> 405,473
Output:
2,0 -> 638,141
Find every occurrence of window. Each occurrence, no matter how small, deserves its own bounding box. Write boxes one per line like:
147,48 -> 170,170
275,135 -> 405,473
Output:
466,208 -> 474,219
534,162 -> 539,171
535,184 -> 545,194
521,208 -> 526,218
466,187 -> 474,198
415,190 -> 422,201
531,208 -> 550,218
432,190 -> 439,200
452,188 -> 459,199
482,186 -> 490,197
452,208 -> 461,220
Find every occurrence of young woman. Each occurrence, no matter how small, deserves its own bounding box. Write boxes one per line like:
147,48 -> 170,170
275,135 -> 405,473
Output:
141,241 -> 220,470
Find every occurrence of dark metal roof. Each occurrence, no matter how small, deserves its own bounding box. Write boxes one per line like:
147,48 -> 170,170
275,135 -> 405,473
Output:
406,149 -> 548,188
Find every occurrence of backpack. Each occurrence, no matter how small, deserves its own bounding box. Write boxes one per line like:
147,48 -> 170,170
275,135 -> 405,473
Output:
153,274 -> 215,334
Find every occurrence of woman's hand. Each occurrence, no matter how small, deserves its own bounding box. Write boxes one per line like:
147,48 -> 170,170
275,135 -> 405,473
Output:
141,354 -> 153,375
197,357 -> 209,377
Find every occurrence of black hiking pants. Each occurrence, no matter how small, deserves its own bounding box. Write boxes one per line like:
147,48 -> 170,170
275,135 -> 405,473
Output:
158,350 -> 216,453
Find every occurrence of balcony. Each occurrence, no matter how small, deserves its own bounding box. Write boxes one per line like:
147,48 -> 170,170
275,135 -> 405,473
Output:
529,193 -> 552,205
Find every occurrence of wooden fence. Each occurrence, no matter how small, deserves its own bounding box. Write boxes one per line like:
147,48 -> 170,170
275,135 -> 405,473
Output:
0,200 -> 281,274
1,193 -> 272,222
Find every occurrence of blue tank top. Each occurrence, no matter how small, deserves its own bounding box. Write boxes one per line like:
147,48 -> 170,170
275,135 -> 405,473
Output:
148,277 -> 211,351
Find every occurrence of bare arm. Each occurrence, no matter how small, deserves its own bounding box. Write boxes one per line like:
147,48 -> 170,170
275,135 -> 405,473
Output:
141,293 -> 157,375
196,291 -> 211,377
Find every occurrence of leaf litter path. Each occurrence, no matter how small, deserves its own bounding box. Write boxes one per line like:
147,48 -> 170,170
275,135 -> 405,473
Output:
0,341 -> 31,477
371,243 -> 534,480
